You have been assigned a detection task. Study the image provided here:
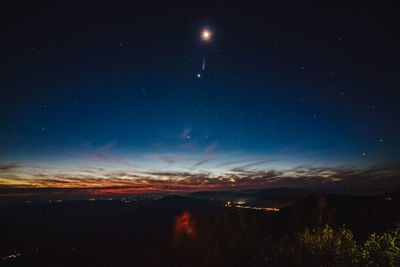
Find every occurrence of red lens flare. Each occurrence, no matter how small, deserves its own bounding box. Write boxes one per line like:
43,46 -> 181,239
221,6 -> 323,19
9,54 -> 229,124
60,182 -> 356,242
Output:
173,211 -> 195,236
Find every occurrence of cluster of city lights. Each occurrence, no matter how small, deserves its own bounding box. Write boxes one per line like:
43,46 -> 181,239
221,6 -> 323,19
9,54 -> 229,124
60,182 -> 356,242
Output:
2,252 -> 21,260
225,201 -> 280,212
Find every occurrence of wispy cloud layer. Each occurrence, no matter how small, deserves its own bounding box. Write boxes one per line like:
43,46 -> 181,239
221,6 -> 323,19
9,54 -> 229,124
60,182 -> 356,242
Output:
1,159 -> 400,197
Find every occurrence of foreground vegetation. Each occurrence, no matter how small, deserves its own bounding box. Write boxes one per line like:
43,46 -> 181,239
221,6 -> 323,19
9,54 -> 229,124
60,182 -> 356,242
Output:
285,223 -> 400,267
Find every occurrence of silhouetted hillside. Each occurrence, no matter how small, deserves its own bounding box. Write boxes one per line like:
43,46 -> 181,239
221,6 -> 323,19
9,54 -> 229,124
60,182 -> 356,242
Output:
1,192 -> 400,266
276,193 -> 400,237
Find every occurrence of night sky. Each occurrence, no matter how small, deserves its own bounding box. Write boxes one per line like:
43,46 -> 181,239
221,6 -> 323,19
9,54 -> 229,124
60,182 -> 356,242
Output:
1,1 -> 400,196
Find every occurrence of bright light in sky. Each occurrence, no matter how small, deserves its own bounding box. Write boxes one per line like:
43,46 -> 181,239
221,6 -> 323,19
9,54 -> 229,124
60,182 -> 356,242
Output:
202,30 -> 211,40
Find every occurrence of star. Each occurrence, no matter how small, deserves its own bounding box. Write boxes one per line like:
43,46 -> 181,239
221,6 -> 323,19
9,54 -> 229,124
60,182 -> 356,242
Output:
197,73 -> 201,78
201,30 -> 211,41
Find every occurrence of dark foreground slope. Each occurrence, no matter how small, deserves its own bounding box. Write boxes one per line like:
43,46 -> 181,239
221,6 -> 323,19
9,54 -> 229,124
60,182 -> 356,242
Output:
1,193 -> 400,267
276,193 -> 400,237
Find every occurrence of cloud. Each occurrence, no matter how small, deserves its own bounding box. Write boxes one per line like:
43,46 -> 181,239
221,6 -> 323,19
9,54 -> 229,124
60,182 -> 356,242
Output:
0,163 -> 20,171
205,142 -> 218,153
146,154 -> 176,164
215,160 -> 251,168
230,159 -> 280,173
178,128 -> 192,140
189,159 -> 210,170
66,142 -> 137,168
1,162 -> 400,197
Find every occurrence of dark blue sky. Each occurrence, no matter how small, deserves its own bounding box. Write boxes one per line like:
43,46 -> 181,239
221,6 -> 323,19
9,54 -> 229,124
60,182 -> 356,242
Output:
1,1 -> 400,194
